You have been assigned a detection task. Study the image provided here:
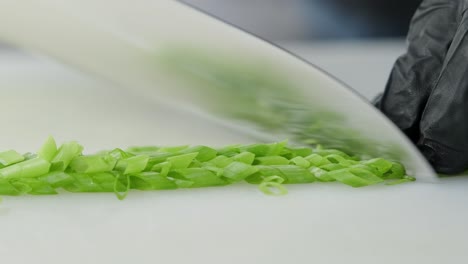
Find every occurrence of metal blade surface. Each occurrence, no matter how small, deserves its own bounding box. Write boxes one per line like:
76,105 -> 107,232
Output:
0,0 -> 436,180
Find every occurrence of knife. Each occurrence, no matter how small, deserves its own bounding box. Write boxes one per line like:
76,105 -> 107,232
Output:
0,0 -> 436,180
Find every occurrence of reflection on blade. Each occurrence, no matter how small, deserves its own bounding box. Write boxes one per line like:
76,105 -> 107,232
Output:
157,47 -> 407,161
0,0 -> 436,180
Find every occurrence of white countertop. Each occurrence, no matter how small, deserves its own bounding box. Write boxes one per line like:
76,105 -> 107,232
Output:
0,42 -> 467,264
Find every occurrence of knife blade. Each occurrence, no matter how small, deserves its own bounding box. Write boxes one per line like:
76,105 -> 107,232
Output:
0,0 -> 436,180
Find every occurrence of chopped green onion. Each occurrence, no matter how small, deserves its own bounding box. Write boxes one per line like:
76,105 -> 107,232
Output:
290,156 -> 310,168
70,154 -> 117,173
327,168 -> 382,188
39,171 -> 74,188
37,136 -> 57,162
108,148 -> 133,160
23,152 -> 37,161
181,146 -> 217,162
310,167 -> 335,182
284,146 -> 313,158
166,153 -> 198,169
205,155 -> 233,168
92,172 -> 120,192
126,146 -> 160,156
151,161 -> 171,177
0,137 -> 416,199
314,149 -> 350,158
51,141 -> 83,171
254,156 -> 290,165
348,167 -> 384,185
363,158 -> 393,175
263,175 -> 285,184
259,176 -> 288,196
232,152 -> 255,165
130,172 -> 177,190
222,162 -> 258,182
0,179 -> 28,195
216,144 -> 241,156
320,163 -> 346,171
0,150 -> 25,167
386,176 -> 416,185
115,155 -> 149,174
170,168 -> 227,187
325,154 -> 357,166
0,157 -> 50,179
383,162 -> 407,179
239,140 -> 287,157
13,178 -> 57,195
270,165 -> 316,184
305,154 -> 329,167
114,173 -> 130,200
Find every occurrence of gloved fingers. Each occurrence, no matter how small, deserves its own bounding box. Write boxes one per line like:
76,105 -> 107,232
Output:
378,0 -> 460,141
418,6 -> 468,174
372,93 -> 383,108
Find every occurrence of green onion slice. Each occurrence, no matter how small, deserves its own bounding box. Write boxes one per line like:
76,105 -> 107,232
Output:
0,137 -> 416,199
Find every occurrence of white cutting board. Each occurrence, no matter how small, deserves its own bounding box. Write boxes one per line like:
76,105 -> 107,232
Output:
0,51 -> 468,264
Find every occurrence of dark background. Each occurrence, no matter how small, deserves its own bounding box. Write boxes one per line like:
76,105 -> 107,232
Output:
184,0 -> 423,41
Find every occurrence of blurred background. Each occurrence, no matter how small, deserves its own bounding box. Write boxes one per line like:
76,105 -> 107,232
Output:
0,0 -> 423,102
178,0 -> 422,99
183,0 -> 422,41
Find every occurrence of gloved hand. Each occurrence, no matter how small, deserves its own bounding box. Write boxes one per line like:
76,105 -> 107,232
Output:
375,0 -> 468,174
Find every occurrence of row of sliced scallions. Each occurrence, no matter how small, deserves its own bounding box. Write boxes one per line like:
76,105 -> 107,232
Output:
0,137 -> 415,199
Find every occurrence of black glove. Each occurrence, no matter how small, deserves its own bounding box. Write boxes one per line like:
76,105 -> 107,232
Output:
375,0 -> 468,174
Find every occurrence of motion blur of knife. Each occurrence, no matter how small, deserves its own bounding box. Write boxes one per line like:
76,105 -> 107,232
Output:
0,0 -> 436,180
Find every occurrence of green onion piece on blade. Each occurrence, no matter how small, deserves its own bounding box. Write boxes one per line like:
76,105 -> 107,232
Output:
0,137 -> 416,200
